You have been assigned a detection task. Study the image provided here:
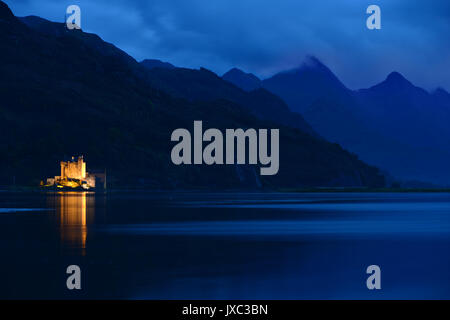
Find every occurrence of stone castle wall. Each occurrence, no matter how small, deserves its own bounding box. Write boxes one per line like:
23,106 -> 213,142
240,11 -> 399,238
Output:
61,157 -> 86,180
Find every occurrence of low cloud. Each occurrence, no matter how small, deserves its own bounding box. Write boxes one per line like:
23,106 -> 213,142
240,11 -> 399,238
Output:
8,0 -> 450,90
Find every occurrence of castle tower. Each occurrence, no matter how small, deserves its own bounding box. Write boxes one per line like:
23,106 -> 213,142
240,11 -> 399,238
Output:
60,156 -> 86,180
78,155 -> 86,179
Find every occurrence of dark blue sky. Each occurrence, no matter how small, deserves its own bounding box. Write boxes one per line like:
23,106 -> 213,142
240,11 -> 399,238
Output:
8,0 -> 450,91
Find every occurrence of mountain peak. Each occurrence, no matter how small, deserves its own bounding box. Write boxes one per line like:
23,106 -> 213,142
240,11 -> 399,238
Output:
285,56 -> 343,85
432,87 -> 450,105
225,67 -> 244,74
0,1 -> 15,21
368,71 -> 415,91
222,67 -> 261,91
386,71 -> 408,83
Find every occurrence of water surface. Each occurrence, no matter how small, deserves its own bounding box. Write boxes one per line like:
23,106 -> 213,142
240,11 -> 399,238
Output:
0,191 -> 449,299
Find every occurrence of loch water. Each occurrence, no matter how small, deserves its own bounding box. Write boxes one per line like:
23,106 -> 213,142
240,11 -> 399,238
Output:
1,191 -> 449,299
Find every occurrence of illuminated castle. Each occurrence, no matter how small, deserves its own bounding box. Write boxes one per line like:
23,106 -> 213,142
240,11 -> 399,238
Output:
45,156 -> 104,189
61,155 -> 86,180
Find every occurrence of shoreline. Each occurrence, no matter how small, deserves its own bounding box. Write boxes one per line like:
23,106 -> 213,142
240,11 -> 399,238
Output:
1,186 -> 450,194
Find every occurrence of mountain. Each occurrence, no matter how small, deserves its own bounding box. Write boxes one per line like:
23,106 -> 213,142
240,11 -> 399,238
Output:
19,14 -> 317,137
353,73 -> 450,184
262,56 -> 352,114
140,63 -> 318,136
356,72 -> 443,148
19,15 -> 71,37
0,1 -> 385,189
222,68 -> 261,91
141,59 -> 175,70
19,15 -> 141,72
432,87 -> 450,105
0,0 -> 14,21
259,56 -> 450,185
262,56 -> 372,161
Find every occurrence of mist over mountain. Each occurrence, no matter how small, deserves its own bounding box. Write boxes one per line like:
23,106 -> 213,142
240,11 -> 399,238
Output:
262,56 -> 352,114
0,2 -> 384,189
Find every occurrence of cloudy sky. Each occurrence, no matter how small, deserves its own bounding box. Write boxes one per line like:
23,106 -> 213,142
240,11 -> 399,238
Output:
7,0 -> 450,91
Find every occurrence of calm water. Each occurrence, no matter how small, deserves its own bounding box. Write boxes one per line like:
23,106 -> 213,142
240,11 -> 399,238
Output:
0,191 -> 449,299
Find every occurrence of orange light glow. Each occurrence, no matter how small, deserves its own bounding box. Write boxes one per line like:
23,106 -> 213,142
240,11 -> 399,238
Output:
56,192 -> 94,255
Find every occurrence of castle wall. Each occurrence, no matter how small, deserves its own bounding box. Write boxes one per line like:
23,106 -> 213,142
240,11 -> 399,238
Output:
85,175 -> 96,188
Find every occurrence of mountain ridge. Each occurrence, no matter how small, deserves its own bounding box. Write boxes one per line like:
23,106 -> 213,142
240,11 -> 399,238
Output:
141,59 -> 175,70
140,60 -> 318,136
238,57 -> 450,185
0,1 -> 384,189
222,68 -> 261,92
18,13 -> 318,137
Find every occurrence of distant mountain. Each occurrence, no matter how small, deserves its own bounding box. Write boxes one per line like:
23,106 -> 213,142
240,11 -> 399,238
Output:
354,72 -> 450,184
0,1 -> 384,189
222,68 -> 261,91
259,56 -> 450,185
262,56 -> 352,114
140,64 -> 318,136
140,59 -> 175,70
356,72 -> 441,148
432,87 -> 450,105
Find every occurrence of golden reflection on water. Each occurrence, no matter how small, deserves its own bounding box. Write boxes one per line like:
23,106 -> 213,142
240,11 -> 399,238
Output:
54,192 -> 95,254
